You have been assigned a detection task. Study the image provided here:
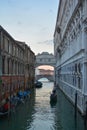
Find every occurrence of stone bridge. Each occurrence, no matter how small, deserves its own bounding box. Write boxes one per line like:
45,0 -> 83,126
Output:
35,74 -> 54,82
35,52 -> 56,82
35,52 -> 56,67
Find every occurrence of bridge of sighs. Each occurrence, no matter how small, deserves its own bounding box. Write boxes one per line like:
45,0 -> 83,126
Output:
35,52 -> 56,81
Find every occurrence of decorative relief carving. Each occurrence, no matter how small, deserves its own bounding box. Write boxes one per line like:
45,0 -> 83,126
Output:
56,0 -> 86,58
83,18 -> 87,32
58,5 -> 82,55
60,0 -> 79,36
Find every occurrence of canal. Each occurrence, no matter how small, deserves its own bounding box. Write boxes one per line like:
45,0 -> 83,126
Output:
0,82 -> 86,130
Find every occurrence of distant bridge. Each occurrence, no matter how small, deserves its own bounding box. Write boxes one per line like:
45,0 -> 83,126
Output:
35,52 -> 56,67
35,74 -> 54,82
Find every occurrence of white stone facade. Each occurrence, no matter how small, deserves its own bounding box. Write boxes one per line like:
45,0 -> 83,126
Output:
54,0 -> 87,115
36,52 -> 56,67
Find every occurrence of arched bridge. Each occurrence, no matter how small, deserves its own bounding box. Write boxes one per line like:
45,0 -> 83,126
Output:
36,75 -> 54,82
35,52 -> 56,67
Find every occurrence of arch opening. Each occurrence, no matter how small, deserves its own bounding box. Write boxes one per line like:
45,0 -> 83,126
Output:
35,65 -> 54,82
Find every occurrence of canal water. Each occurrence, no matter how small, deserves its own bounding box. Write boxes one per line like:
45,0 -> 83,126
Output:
0,81 -> 86,130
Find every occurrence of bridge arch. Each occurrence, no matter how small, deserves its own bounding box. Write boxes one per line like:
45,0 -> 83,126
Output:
36,75 -> 54,82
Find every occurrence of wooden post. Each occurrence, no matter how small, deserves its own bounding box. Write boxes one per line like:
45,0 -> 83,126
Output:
74,91 -> 77,118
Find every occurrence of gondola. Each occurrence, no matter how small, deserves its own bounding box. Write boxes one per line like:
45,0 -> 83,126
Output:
50,89 -> 57,103
35,81 -> 42,88
0,111 -> 9,117
0,106 -> 10,117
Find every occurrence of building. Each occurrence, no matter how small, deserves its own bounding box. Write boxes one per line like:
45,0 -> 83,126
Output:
54,0 -> 87,115
17,41 -> 35,89
0,25 -> 35,102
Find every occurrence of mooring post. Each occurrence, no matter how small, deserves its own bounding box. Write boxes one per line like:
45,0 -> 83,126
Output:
85,101 -> 87,120
84,101 -> 87,128
75,91 -> 77,118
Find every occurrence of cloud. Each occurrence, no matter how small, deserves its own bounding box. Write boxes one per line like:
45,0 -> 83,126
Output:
40,27 -> 48,31
17,21 -> 22,25
37,39 -> 53,45
49,9 -> 53,13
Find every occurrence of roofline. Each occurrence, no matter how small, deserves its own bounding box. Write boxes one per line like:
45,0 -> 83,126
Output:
54,0 -> 62,37
0,25 -> 15,42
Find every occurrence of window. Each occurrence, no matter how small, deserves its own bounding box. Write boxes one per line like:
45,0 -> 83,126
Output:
7,39 -> 9,52
13,45 -> 15,56
40,59 -> 42,61
48,58 -> 51,62
7,58 -> 10,74
9,42 -> 11,53
2,35 -> 5,49
2,56 -> 5,74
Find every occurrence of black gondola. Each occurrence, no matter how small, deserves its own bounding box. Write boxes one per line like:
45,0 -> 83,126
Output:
35,81 -> 42,88
0,111 -> 9,117
50,89 -> 57,103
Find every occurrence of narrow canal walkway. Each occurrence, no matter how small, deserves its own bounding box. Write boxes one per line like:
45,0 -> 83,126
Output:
0,82 -> 86,130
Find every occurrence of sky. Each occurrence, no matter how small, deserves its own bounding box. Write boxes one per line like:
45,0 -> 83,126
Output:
0,0 -> 59,55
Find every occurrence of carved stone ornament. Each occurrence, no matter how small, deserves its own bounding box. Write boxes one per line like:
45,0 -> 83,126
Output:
56,26 -> 61,33
57,46 -> 62,52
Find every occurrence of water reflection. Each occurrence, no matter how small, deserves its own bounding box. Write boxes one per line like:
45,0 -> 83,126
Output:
28,82 -> 86,130
28,82 -> 54,130
0,82 -> 86,130
38,77 -> 49,82
55,89 -> 85,130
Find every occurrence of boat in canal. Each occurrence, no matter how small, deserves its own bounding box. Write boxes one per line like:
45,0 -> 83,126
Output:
11,90 -> 31,106
35,81 -> 42,88
50,89 -> 57,103
0,99 -> 10,117
0,90 -> 31,118
0,110 -> 10,117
